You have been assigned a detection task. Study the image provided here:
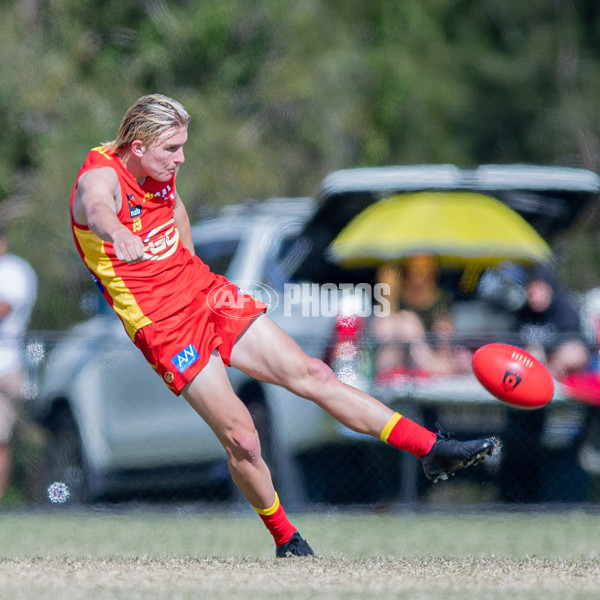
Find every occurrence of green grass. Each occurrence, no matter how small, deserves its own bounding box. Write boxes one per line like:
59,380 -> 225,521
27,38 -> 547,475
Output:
2,508 -> 599,559
1,507 -> 600,599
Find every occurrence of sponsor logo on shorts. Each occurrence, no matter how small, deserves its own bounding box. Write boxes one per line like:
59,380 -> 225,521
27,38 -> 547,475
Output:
206,280 -> 278,319
171,344 -> 199,373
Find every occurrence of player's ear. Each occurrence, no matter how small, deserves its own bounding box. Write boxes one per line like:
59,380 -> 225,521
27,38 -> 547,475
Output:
131,140 -> 146,157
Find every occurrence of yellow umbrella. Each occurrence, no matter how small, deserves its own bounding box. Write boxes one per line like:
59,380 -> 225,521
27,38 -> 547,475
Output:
328,191 -> 552,290
329,191 -> 552,266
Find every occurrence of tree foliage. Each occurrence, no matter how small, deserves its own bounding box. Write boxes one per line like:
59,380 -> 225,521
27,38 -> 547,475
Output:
1,0 -> 599,328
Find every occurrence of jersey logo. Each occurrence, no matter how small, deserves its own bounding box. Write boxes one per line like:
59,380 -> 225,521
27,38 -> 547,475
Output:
171,344 -> 199,373
127,194 -> 142,218
155,184 -> 174,202
142,219 -> 179,261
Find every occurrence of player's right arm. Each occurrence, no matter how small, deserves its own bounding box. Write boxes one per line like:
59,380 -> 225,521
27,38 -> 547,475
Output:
72,167 -> 144,263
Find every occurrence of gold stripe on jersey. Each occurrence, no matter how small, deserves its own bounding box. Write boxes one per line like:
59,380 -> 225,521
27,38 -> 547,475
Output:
73,226 -> 152,339
91,145 -> 114,161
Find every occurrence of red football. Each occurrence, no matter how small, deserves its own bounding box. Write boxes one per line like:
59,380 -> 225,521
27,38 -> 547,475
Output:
472,343 -> 554,409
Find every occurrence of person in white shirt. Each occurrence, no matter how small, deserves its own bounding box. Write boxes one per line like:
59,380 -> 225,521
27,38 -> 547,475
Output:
0,226 -> 37,502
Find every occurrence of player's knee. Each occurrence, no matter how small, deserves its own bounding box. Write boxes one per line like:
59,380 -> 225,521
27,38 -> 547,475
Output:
297,357 -> 336,395
228,427 -> 262,464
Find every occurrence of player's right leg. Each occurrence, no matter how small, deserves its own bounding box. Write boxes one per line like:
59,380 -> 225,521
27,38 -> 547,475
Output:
181,351 -> 313,557
181,351 -> 275,508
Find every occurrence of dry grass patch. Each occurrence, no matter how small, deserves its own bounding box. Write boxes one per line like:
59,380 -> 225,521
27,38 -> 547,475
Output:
3,556 -> 600,600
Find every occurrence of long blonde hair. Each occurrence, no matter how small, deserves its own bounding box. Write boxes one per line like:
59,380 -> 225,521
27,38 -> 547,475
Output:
103,94 -> 190,152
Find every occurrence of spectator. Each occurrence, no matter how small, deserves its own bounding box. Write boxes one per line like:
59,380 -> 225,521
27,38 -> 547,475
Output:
500,262 -> 590,503
512,263 -> 589,378
370,255 -> 470,375
0,226 -> 38,503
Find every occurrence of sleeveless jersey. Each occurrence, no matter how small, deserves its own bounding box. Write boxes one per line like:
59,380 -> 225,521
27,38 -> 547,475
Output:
70,146 -> 215,340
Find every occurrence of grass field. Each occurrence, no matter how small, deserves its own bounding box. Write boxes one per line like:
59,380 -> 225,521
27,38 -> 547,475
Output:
1,506 -> 600,599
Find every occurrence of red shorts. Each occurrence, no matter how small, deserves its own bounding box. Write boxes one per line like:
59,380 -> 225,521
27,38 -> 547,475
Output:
134,274 -> 267,395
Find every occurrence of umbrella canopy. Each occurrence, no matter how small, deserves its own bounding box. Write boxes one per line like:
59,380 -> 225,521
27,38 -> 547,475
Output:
328,191 -> 552,269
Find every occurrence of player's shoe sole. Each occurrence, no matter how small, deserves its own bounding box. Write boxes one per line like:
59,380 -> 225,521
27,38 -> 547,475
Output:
276,531 -> 315,558
421,433 -> 496,483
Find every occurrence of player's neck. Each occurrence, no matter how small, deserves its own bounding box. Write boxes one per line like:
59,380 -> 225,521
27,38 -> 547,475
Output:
117,149 -> 148,186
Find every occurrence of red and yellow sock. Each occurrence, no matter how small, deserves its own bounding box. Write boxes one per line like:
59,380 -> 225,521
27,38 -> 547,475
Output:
380,412 -> 436,458
252,492 -> 297,547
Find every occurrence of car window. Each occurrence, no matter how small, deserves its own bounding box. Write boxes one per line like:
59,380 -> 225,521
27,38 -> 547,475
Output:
261,232 -> 302,290
194,238 -> 240,276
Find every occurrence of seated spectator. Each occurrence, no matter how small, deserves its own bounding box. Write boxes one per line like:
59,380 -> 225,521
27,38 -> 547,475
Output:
512,263 -> 589,378
370,254 -> 470,376
500,262 -> 591,503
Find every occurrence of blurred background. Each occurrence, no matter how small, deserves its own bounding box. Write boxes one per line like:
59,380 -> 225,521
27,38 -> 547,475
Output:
2,0 -> 600,509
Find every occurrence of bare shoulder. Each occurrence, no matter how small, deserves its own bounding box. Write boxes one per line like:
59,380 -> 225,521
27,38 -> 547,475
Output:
72,166 -> 121,225
76,166 -> 119,194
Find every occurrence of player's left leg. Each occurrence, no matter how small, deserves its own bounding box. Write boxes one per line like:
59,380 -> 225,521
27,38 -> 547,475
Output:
231,316 -> 399,436
230,314 -> 495,480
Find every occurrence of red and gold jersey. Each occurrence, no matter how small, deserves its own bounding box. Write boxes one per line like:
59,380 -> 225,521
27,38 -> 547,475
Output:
70,146 -> 215,340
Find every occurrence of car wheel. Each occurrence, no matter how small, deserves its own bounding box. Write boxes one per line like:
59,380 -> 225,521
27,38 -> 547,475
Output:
43,406 -> 98,504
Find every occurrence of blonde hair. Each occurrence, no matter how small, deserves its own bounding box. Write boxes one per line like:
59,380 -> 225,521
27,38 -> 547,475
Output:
103,94 -> 190,152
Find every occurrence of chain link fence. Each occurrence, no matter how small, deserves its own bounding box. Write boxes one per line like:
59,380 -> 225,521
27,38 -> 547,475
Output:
8,329 -> 600,509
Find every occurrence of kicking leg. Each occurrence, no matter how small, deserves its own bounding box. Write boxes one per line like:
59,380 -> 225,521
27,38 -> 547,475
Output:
231,315 -> 435,450
231,317 -> 396,436
231,315 -> 495,479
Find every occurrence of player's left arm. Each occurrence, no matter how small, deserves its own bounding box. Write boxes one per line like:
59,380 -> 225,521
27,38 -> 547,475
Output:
173,191 -> 195,255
